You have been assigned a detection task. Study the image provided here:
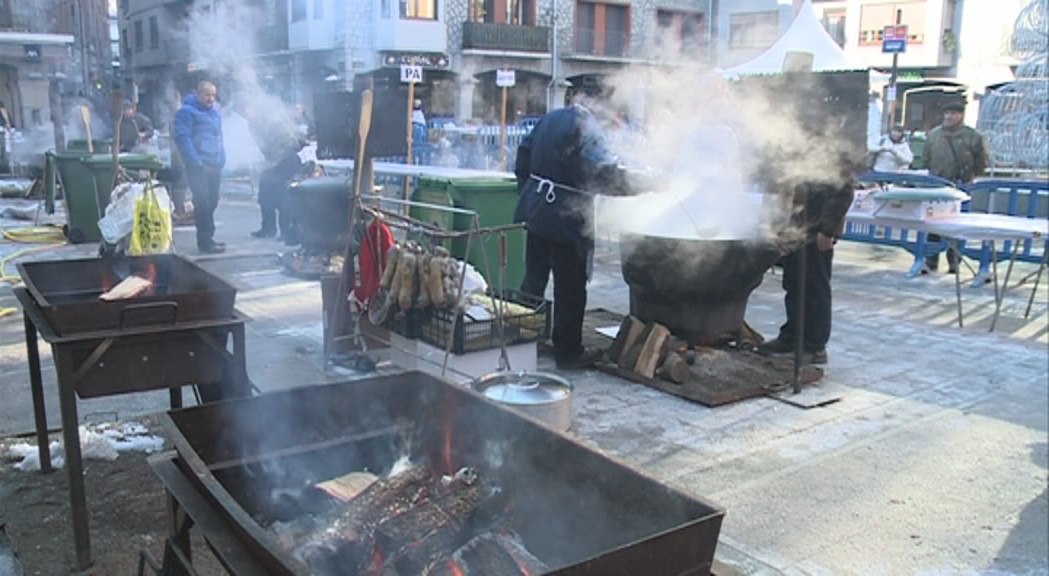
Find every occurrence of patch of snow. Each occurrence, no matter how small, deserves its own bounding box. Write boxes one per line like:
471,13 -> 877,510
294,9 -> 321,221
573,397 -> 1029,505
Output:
4,421 -> 164,471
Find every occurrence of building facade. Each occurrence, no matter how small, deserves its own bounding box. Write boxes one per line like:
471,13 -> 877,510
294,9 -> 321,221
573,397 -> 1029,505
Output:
717,0 -> 1027,127
0,0 -> 78,129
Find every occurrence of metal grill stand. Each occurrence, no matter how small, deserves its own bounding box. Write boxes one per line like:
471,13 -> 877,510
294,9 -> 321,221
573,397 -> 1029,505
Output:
14,287 -> 252,571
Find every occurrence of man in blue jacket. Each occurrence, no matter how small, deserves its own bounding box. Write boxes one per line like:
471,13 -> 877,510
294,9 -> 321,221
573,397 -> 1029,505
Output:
514,91 -> 635,369
174,81 -> 226,254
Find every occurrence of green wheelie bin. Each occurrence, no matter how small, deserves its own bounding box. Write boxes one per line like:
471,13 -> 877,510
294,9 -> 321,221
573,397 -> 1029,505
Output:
409,175 -> 525,293
47,151 -> 164,243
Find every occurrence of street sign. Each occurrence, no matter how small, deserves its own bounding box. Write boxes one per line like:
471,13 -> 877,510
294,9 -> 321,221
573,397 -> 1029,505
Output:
886,86 -> 897,102
496,69 -> 516,88
882,25 -> 908,53
400,65 -> 423,84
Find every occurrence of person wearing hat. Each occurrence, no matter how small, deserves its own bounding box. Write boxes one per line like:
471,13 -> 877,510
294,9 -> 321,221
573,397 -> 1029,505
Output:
922,100 -> 989,273
513,89 -> 637,369
869,125 -> 913,172
118,100 -> 154,153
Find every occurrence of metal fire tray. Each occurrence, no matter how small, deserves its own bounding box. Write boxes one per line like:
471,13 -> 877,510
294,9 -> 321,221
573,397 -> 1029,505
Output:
159,372 -> 725,576
17,255 -> 237,336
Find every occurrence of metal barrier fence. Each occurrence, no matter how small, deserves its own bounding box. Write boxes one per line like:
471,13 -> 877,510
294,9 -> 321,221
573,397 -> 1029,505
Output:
843,171 -> 1048,284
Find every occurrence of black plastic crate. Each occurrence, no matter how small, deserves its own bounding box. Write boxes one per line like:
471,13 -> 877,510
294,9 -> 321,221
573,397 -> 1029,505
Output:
417,289 -> 551,355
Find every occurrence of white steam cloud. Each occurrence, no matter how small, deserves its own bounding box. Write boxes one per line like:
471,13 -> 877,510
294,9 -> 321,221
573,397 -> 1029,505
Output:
182,0 -> 301,171
583,52 -> 863,244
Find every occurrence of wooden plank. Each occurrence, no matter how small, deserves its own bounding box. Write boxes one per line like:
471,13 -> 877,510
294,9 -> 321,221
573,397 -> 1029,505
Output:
617,323 -> 652,371
633,323 -> 670,379
657,353 -> 689,384
607,315 -> 643,363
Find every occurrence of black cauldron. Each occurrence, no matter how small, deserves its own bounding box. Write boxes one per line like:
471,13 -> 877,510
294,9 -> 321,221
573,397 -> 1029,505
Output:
620,234 -> 781,345
286,177 -> 351,254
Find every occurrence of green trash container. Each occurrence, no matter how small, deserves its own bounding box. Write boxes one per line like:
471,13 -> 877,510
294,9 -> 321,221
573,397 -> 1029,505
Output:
409,176 -> 525,293
47,151 -> 164,243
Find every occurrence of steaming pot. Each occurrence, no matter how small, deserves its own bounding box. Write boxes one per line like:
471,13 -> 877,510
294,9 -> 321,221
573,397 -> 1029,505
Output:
472,371 -> 572,432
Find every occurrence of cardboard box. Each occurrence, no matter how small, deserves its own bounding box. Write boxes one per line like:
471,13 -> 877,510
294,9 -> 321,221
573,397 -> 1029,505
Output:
389,332 -> 537,384
850,189 -> 878,215
873,198 -> 962,221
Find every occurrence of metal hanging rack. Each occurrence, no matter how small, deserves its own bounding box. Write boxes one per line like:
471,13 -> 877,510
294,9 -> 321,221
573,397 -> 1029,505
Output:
331,192 -> 525,382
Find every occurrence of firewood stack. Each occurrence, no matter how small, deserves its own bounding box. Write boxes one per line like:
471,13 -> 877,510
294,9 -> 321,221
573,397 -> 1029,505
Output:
608,316 -> 689,384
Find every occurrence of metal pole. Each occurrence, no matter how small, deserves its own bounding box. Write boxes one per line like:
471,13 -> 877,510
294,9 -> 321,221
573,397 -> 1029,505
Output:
793,204 -> 807,394
499,84 -> 508,169
706,0 -> 715,65
886,9 -> 902,132
548,3 -> 559,111
77,0 -> 92,97
403,80 -> 415,209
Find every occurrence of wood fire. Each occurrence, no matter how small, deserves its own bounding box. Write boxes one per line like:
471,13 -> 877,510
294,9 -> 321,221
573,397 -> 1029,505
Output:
274,463 -> 547,575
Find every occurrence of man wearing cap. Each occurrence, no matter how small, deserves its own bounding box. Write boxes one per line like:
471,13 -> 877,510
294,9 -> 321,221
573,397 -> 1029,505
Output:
514,90 -> 636,369
922,101 -> 989,273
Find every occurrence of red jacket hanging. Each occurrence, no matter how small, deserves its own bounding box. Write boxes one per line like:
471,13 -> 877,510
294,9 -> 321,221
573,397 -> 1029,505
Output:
354,218 -> 394,305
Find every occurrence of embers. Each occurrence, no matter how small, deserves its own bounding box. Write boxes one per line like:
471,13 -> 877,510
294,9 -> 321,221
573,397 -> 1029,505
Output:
283,464 -> 547,576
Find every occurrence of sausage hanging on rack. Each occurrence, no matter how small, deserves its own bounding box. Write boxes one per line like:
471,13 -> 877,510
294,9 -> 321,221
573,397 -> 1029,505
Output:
397,251 -> 417,311
379,244 -> 402,290
417,253 -> 433,308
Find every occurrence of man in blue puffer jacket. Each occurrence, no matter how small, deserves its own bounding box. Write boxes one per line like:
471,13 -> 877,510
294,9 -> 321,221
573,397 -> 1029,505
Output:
174,81 -> 227,254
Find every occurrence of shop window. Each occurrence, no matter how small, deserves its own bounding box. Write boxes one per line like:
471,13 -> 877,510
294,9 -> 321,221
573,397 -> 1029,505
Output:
728,10 -> 778,49
291,0 -> 306,22
822,8 -> 846,47
859,1 -> 926,46
401,0 -> 438,20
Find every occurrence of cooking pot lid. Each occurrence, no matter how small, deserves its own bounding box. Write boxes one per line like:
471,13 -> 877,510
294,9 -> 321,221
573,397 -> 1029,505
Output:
473,371 -> 571,406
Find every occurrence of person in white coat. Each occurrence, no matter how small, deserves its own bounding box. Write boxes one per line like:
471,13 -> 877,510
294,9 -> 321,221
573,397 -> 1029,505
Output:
869,125 -> 914,172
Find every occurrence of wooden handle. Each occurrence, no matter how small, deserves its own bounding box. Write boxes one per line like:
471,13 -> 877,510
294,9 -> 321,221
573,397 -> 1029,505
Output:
358,90 -> 373,145
79,106 -> 93,153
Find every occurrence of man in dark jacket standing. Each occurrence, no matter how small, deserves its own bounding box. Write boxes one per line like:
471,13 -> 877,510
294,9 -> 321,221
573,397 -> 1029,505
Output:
248,106 -> 306,242
759,174 -> 855,366
922,101 -> 989,273
514,94 -> 634,369
174,81 -> 226,254
118,100 -> 153,153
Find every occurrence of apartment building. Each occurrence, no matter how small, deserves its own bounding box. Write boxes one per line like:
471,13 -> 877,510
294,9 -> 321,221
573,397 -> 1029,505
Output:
0,0 -> 75,128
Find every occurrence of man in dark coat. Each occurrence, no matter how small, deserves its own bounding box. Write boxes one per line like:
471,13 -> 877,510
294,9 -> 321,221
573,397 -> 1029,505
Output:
174,81 -> 226,254
758,171 -> 855,365
922,100 -> 989,273
514,95 -> 635,369
247,106 -> 307,242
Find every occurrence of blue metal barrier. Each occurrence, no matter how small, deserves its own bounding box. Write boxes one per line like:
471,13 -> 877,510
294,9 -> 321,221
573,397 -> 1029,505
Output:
843,173 -> 1048,285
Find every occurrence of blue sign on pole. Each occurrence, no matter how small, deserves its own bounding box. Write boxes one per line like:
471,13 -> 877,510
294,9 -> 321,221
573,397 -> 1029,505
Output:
882,39 -> 907,53
882,25 -> 908,53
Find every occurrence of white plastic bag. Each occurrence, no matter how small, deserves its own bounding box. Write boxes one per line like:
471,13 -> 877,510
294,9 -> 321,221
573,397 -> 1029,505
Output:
98,180 -> 173,246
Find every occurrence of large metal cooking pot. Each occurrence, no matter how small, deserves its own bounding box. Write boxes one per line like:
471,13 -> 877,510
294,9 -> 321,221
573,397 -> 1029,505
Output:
472,371 -> 572,432
621,234 -> 782,345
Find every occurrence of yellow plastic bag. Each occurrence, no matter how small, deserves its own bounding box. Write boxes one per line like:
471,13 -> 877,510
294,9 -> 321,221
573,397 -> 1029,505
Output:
128,181 -> 172,255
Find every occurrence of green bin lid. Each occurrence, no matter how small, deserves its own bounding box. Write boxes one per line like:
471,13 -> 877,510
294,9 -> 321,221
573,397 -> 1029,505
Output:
82,153 -> 165,169
416,175 -> 517,191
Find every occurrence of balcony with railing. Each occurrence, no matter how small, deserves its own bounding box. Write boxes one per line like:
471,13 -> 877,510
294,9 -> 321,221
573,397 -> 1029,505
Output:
461,22 -> 551,53
573,27 -> 630,58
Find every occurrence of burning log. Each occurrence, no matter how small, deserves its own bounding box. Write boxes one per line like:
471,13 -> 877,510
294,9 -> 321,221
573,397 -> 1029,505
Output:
98,275 -> 153,301
376,468 -> 487,574
298,465 -> 433,571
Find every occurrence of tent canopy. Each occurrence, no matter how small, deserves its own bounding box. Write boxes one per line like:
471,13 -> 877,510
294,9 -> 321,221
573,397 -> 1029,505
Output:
722,0 -> 864,77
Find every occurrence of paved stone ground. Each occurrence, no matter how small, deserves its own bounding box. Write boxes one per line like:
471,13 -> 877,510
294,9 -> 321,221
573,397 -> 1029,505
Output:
0,185 -> 1045,575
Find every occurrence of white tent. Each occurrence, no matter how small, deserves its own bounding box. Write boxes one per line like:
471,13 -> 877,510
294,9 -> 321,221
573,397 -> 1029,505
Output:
721,0 -> 863,77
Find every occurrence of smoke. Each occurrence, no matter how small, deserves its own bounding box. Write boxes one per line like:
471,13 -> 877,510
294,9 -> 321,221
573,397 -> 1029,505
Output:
580,49 -> 865,244
181,0 -> 299,171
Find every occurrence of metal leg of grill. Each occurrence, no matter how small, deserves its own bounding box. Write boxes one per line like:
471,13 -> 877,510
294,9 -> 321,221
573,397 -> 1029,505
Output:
54,351 -> 92,571
24,313 -> 51,474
